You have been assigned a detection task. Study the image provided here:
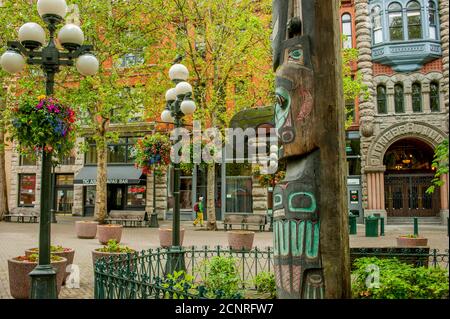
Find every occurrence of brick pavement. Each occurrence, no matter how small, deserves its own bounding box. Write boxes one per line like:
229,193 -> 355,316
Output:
0,216 -> 447,299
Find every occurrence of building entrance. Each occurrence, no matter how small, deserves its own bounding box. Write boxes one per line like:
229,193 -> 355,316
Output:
383,138 -> 440,217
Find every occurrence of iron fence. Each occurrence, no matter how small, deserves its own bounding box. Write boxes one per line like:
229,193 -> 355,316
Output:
94,246 -> 448,299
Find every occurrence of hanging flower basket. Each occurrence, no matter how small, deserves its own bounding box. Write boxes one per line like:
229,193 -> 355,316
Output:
252,163 -> 286,188
9,95 -> 77,159
134,133 -> 171,176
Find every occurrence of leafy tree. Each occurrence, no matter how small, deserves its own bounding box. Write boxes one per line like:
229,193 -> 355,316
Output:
148,0 -> 273,230
426,139 -> 449,194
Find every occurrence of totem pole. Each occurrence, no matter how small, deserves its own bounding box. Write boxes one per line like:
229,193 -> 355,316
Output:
272,0 -> 351,299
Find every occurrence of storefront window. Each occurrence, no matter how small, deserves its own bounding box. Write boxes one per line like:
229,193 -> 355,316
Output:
180,177 -> 193,209
18,174 -> 36,207
85,186 -> 96,206
226,177 -> 253,213
126,185 -> 146,207
54,174 -> 74,214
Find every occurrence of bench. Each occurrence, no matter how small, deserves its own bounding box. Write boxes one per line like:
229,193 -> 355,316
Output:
105,210 -> 147,227
223,213 -> 267,232
4,213 -> 38,223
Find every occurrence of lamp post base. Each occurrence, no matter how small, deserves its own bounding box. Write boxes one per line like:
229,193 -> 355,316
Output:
164,246 -> 186,275
51,209 -> 57,223
29,264 -> 57,299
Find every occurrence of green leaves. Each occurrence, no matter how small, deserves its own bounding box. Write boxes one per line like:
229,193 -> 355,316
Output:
426,139 -> 449,194
253,271 -> 276,299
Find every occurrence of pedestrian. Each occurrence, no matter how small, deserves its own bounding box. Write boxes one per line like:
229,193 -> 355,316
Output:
193,196 -> 204,227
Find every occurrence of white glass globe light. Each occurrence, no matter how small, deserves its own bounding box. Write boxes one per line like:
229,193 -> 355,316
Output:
270,144 -> 278,153
37,0 -> 68,19
58,24 -> 84,49
161,109 -> 174,123
18,23 -> 46,48
268,160 -> 278,173
165,88 -> 177,101
175,81 -> 193,96
76,54 -> 99,76
180,99 -> 196,115
168,63 -> 189,81
270,152 -> 278,161
0,51 -> 25,74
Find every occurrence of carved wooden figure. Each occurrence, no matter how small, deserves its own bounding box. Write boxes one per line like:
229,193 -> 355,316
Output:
272,0 -> 351,299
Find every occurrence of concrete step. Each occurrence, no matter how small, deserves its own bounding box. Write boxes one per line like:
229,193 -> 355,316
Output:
387,217 -> 442,225
165,210 -> 194,221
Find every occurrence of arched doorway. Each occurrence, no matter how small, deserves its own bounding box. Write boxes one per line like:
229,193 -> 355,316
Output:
383,138 -> 440,217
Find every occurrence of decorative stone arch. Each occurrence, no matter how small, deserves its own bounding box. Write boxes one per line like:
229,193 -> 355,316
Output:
366,121 -> 446,168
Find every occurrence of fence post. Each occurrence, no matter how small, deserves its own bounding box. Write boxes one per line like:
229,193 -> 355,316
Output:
413,217 -> 419,236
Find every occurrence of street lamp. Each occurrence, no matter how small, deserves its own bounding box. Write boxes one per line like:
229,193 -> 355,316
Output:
1,0 -> 98,299
160,63 -> 196,273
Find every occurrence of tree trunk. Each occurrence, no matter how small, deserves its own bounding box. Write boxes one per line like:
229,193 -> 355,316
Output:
206,163 -> 217,230
0,125 -> 9,221
94,132 -> 108,223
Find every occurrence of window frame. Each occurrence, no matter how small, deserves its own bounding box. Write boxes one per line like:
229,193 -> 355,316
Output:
377,85 -> 388,114
394,83 -> 405,113
429,81 -> 440,112
388,2 -> 405,41
372,6 -> 383,44
341,13 -> 353,49
411,82 -> 422,112
428,1 -> 438,40
406,1 -> 423,40
18,173 -> 36,207
85,136 -> 140,165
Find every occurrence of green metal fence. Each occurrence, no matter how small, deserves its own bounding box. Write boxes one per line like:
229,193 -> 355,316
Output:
94,246 -> 448,299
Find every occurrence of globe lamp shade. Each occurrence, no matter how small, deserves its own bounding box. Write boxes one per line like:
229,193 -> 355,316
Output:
58,24 -> 84,51
0,51 -> 25,74
161,109 -> 174,123
37,0 -> 67,19
168,63 -> 189,81
165,88 -> 177,102
18,23 -> 46,50
180,99 -> 196,115
175,81 -> 193,96
76,54 -> 99,76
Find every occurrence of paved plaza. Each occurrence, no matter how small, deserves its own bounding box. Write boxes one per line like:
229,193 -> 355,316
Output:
0,216 -> 448,299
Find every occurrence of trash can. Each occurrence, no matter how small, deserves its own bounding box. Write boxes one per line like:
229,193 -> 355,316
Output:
365,215 -> 379,237
349,212 -> 357,235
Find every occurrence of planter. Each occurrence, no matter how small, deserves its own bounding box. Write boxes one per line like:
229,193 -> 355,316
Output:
396,236 -> 429,247
97,224 -> 123,244
7,256 -> 67,299
75,221 -> 98,239
158,228 -> 185,248
92,249 -> 136,269
25,248 -> 75,285
228,230 -> 255,251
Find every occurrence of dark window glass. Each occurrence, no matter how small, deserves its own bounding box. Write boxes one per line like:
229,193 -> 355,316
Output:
428,1 -> 437,39
430,81 -> 440,112
342,13 -> 352,48
18,174 -> 36,207
85,186 -> 96,207
179,177 -> 192,209
389,3 -> 404,41
85,139 -> 97,164
107,139 -> 127,163
20,154 -> 36,166
407,1 -> 422,39
86,137 -> 139,164
126,185 -> 146,207
394,84 -> 404,113
377,85 -> 387,114
412,82 -> 422,112
372,6 -> 383,44
60,156 -> 75,165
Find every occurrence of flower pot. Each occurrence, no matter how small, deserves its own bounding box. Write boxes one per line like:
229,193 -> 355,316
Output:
25,248 -> 75,285
158,228 -> 185,248
7,256 -> 67,299
97,224 -> 123,244
228,230 -> 255,251
92,249 -> 136,269
396,236 -> 429,247
75,221 -> 98,239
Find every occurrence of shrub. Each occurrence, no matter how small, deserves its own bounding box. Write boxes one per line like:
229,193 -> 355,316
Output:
199,256 -> 242,298
352,257 -> 449,299
161,270 -> 197,299
17,254 -> 63,263
97,240 -> 134,253
253,271 -> 277,299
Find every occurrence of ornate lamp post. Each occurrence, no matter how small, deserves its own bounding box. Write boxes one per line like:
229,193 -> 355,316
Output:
160,63 -> 196,273
1,0 -> 98,298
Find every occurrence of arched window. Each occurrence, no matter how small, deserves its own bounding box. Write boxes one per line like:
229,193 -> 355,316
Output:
394,83 -> 404,113
407,1 -> 422,39
430,81 -> 440,112
389,3 -> 404,41
412,82 -> 422,112
342,13 -> 353,48
377,85 -> 387,114
428,1 -> 438,39
372,6 -> 383,44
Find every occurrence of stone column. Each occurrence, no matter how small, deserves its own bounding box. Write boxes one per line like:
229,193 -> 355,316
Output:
365,167 -> 387,219
422,82 -> 431,113
440,173 -> 449,224
155,171 -> 168,219
404,83 -> 413,113
355,0 -> 376,212
252,178 -> 268,215
387,86 -> 395,114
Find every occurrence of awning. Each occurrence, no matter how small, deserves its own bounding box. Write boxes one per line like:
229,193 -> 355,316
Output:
74,166 -> 145,185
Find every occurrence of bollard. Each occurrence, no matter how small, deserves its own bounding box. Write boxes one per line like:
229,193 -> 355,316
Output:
380,217 -> 385,236
413,217 -> 419,236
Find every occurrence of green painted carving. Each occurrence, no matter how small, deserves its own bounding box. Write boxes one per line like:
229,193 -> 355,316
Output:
274,86 -> 291,133
291,220 -> 304,257
305,221 -> 320,258
288,192 -> 316,213
281,220 -> 290,256
274,194 -> 283,206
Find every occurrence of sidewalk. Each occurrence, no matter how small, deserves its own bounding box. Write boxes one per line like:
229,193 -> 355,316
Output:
0,216 -> 447,299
